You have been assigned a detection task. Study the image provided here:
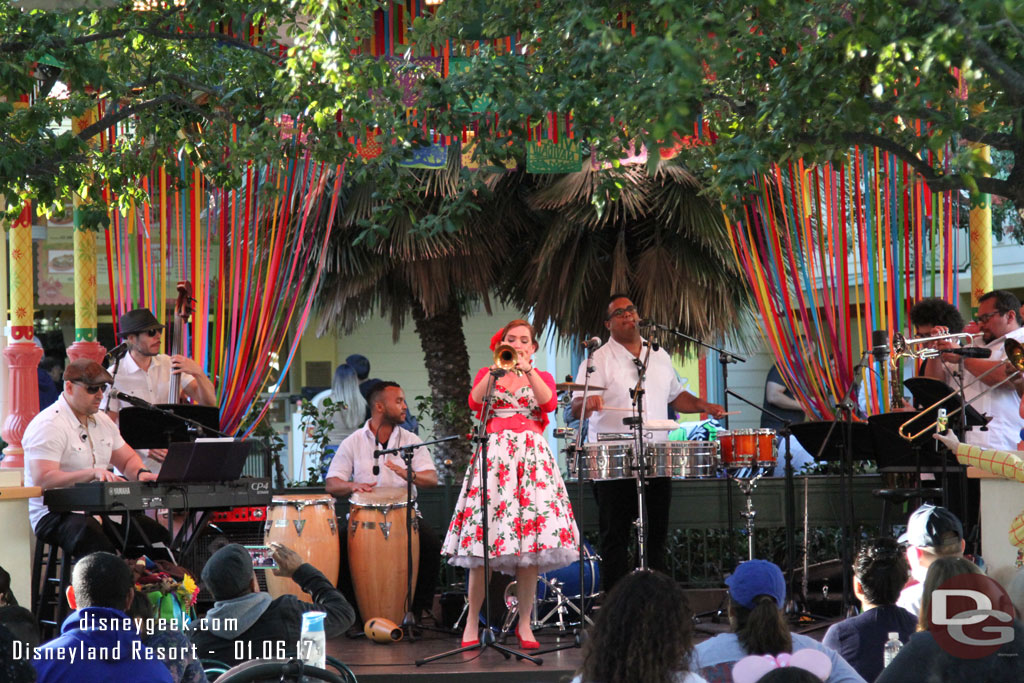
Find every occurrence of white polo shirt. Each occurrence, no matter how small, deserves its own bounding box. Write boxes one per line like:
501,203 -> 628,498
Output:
959,326 -> 1024,450
23,393 -> 127,530
572,337 -> 686,442
101,351 -> 195,413
326,421 -> 435,495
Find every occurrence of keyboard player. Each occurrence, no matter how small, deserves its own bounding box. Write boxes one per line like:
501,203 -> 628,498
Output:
23,359 -> 167,560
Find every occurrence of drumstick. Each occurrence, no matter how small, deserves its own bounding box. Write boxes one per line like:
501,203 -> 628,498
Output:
598,407 -> 634,411
719,410 -> 741,416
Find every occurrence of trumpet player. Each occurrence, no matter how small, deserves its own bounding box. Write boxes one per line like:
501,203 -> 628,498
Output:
908,298 -> 967,384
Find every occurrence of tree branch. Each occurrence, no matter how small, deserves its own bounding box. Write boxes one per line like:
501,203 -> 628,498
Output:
75,93 -> 242,141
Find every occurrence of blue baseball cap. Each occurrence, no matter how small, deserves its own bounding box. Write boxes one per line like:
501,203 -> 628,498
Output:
726,559 -> 786,609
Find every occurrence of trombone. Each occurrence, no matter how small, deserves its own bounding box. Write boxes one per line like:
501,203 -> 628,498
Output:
898,337 -> 1024,441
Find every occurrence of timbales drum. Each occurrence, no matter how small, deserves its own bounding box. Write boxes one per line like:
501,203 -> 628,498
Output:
264,494 -> 340,603
568,443 -> 634,480
645,440 -> 721,478
347,487 -> 420,625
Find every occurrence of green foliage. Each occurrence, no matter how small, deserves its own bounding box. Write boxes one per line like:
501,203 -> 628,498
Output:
293,396 -> 344,486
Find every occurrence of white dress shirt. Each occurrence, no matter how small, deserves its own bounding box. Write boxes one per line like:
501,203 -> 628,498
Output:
101,352 -> 195,413
572,337 -> 686,442
957,326 -> 1024,450
326,421 -> 436,495
23,394 -> 127,530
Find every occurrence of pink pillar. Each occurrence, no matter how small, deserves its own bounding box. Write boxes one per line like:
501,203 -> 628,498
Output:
67,342 -> 106,364
1,343 -> 44,469
3,202 -> 40,469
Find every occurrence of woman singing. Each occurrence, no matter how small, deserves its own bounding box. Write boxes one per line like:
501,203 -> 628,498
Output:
442,319 -> 579,649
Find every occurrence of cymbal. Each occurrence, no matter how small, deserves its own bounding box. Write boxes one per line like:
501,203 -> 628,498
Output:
556,382 -> 606,392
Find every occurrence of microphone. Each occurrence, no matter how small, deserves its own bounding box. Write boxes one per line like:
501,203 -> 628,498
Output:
106,342 -> 130,360
372,449 -> 382,476
871,329 -> 889,363
947,347 -> 993,358
114,391 -> 154,409
581,337 -> 602,351
637,320 -> 655,329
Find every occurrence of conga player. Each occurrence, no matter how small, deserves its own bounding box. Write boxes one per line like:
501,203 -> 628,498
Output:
325,381 -> 440,624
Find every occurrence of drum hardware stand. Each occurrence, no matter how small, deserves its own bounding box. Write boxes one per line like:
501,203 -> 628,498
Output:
374,434 -> 459,641
643,321 -> 746,566
417,368 -> 540,666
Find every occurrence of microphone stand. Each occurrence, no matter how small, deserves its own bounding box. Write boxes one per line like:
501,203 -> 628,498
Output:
535,343 -> 598,655
643,321 -> 746,565
811,349 -> 872,616
417,369 -> 540,666
373,434 -> 459,641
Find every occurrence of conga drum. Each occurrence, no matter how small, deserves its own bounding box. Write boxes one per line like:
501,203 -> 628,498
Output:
348,487 -> 420,625
263,494 -> 340,603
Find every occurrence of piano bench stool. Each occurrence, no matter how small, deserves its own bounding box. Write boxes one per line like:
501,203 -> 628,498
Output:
32,539 -> 73,641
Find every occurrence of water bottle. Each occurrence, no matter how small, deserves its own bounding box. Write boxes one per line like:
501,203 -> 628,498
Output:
882,631 -> 902,667
300,611 -> 327,670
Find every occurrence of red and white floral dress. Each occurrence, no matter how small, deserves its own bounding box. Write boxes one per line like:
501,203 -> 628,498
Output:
442,367 -> 580,574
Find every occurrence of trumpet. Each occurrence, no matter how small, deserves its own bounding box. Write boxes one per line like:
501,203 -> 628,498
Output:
493,344 -> 522,376
890,331 -> 980,363
898,337 -> 1024,441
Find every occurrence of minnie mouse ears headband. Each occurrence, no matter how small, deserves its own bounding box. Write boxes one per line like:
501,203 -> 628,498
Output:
732,650 -> 832,683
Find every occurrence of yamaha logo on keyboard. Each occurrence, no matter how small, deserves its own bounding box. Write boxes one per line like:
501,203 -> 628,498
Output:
110,486 -> 131,496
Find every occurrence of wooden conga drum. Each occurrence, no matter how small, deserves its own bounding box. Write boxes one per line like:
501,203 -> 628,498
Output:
348,487 -> 419,624
264,494 -> 340,603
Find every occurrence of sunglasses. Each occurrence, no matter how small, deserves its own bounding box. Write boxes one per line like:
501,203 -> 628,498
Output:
72,381 -> 108,394
608,305 -> 638,320
141,328 -> 162,337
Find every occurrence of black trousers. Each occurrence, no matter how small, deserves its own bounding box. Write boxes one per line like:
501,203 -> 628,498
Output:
592,477 -> 672,592
336,515 -> 442,619
35,511 -> 172,561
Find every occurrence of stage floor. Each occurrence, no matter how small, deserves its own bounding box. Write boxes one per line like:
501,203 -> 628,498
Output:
325,608 -> 837,682
328,625 -> 585,683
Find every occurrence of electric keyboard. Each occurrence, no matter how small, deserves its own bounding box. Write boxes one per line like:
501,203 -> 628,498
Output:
44,478 -> 272,512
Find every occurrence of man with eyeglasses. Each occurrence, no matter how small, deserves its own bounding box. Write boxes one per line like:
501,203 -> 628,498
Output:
932,290 -> 1024,451
570,294 -> 725,591
102,308 -> 216,473
23,359 -> 165,560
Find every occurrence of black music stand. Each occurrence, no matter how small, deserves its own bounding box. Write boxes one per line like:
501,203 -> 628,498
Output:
119,405 -> 222,449
903,377 -> 989,436
790,421 -> 875,463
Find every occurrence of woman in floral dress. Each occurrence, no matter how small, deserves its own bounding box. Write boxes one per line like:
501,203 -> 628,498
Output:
443,319 -> 579,648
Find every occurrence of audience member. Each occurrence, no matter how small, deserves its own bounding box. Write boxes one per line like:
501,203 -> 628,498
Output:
895,504 -> 965,616
189,543 -> 355,666
38,357 -> 62,410
0,605 -> 39,650
33,551 -> 173,682
877,557 -> 1024,681
347,353 -> 418,432
573,570 -> 706,683
692,560 -> 865,683
127,588 -> 206,683
821,538 -> 916,681
0,565 -> 18,607
324,363 -> 367,445
0,623 -> 35,683
732,649 -> 833,683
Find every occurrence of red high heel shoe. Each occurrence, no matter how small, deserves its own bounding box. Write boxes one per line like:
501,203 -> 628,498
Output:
460,636 -> 480,648
516,627 -> 540,650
